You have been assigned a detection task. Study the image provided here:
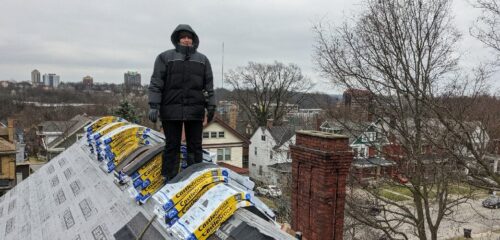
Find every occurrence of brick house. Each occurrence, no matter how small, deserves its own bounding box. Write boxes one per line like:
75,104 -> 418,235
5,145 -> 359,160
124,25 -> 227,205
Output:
347,118 -> 491,181
319,119 -> 396,181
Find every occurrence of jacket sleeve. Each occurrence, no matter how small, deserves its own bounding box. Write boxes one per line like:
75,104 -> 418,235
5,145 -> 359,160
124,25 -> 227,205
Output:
148,54 -> 166,109
204,57 -> 216,108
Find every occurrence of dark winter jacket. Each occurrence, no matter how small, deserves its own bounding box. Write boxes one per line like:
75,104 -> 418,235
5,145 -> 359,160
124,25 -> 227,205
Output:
148,24 -> 215,121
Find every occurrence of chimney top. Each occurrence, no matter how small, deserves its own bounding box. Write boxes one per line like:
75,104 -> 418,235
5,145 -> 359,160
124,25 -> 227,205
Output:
266,119 -> 274,129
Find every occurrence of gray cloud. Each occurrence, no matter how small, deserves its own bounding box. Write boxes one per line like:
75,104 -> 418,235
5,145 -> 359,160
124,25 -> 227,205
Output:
0,0 -> 496,93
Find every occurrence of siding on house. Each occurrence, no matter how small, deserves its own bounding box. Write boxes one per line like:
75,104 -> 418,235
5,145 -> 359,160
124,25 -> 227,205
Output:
249,127 -> 295,185
202,118 -> 249,170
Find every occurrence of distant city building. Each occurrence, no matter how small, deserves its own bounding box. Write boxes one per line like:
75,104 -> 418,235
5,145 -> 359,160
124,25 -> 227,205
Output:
343,88 -> 375,121
82,75 -> 93,88
31,69 -> 41,86
42,73 -> 60,88
217,101 -> 239,130
124,71 -> 141,88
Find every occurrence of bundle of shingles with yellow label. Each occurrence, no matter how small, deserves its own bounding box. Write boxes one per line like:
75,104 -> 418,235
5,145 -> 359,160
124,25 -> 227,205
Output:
83,117 -> 278,239
150,163 -> 278,240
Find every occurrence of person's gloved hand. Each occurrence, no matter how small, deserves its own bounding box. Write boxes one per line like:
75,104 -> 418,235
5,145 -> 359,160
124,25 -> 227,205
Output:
207,106 -> 215,122
148,109 -> 158,123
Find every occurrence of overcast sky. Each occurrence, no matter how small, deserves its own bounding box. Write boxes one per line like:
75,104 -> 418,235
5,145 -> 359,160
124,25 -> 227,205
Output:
0,0 -> 495,94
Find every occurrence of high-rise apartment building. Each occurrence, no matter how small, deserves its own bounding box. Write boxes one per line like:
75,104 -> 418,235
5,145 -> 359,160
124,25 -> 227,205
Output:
82,76 -> 93,88
31,69 -> 41,86
124,71 -> 141,87
42,73 -> 60,88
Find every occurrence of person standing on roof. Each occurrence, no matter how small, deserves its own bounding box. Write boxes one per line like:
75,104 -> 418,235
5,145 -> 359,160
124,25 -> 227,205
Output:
148,24 -> 216,181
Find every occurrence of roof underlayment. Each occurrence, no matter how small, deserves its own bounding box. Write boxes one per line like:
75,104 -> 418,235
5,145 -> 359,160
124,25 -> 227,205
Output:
0,117 -> 294,240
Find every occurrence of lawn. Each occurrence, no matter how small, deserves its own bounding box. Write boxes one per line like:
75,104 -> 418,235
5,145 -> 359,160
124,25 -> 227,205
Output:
382,184 -> 413,197
378,189 -> 411,202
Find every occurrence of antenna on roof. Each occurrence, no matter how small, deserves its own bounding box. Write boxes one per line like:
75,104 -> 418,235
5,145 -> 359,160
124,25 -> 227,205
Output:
221,42 -> 224,89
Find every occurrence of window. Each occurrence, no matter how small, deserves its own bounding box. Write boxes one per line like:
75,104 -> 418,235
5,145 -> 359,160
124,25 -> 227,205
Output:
217,148 -> 231,161
356,147 -> 367,158
218,131 -> 225,138
203,132 -> 209,138
243,156 -> 249,168
16,172 -> 23,185
211,132 -> 217,138
252,163 -> 256,167
261,135 -> 266,141
287,151 -> 290,160
225,148 -> 231,161
259,165 -> 263,175
254,147 -> 257,155
270,151 -> 273,160
368,132 -> 375,141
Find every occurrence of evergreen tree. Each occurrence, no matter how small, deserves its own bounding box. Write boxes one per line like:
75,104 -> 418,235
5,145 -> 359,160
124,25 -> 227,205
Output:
114,100 -> 140,123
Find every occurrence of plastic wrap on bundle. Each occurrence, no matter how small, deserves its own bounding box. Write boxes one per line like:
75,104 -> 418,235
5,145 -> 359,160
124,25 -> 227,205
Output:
167,184 -> 252,240
151,168 -> 228,212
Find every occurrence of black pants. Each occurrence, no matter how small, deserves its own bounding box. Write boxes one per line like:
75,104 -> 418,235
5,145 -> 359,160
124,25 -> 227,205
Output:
161,120 -> 203,179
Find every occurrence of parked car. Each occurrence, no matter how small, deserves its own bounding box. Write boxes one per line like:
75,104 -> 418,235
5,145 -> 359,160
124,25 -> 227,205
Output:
482,195 -> 500,209
391,173 -> 408,184
256,185 -> 282,198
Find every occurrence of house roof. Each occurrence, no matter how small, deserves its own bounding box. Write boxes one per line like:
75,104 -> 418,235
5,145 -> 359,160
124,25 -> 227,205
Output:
0,133 -> 292,240
47,114 -> 97,149
38,120 -> 75,133
217,162 -> 249,175
268,162 -> 292,173
320,119 -> 371,143
207,116 -> 251,145
0,137 -> 15,152
352,157 -> 396,168
268,125 -> 295,148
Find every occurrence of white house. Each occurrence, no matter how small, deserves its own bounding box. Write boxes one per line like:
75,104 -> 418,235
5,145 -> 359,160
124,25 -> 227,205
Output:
249,125 -> 295,185
202,117 -> 250,173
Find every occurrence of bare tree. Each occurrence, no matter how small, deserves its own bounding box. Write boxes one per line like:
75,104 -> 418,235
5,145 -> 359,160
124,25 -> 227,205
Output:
314,0 -> 492,239
471,0 -> 500,59
225,61 -> 313,128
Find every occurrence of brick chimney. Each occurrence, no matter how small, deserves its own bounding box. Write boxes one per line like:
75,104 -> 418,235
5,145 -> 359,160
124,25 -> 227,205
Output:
290,130 -> 353,240
266,119 -> 274,129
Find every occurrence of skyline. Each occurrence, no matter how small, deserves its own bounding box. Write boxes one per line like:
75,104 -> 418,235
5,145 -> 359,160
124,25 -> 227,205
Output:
0,0 -> 497,93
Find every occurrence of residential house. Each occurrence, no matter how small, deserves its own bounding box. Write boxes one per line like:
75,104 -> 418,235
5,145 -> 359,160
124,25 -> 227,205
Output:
341,118 -> 491,181
37,114 -> 96,160
249,124 -> 296,185
0,120 -> 17,195
319,119 -> 396,181
202,116 -> 251,174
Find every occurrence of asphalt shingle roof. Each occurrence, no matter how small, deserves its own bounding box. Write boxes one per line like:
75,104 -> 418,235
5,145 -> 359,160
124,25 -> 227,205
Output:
268,126 -> 295,148
0,138 -> 15,152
